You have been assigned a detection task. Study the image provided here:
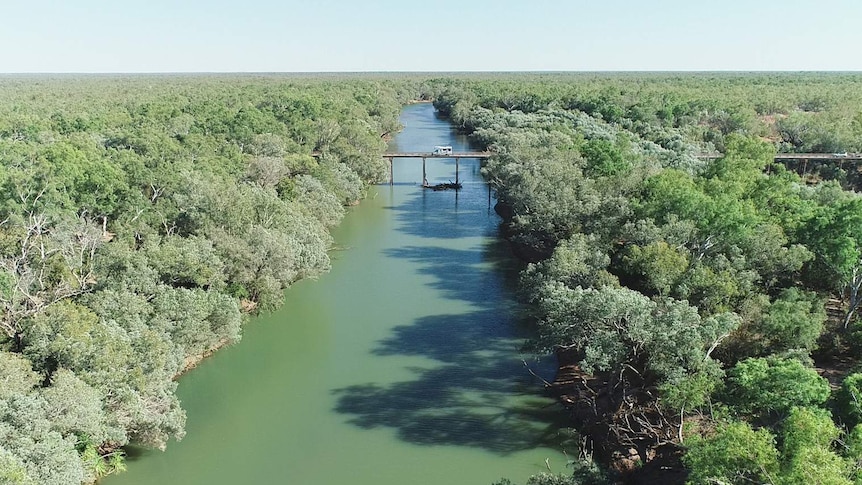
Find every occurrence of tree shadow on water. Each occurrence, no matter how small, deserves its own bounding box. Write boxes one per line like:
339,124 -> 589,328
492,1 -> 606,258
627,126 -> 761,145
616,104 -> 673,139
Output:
332,309 -> 569,455
332,169 -> 570,455
332,247 -> 566,455
381,202 -> 529,305
383,244 -> 520,310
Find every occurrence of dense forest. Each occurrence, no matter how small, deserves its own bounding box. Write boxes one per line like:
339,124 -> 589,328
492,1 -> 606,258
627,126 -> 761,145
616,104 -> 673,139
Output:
430,73 -> 862,484
4,72 -> 862,485
0,75 -> 422,484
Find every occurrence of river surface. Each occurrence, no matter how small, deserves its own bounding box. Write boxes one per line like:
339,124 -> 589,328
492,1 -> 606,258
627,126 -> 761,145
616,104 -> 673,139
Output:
105,103 -> 569,485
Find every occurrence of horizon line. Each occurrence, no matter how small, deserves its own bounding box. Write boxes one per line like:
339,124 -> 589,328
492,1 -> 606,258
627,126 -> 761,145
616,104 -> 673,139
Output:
2,69 -> 862,76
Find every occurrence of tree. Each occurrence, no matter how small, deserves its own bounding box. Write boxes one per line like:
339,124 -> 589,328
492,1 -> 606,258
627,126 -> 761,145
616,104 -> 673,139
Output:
725,357 -> 830,416
622,241 -> 690,296
755,288 -> 826,354
144,235 -> 226,290
781,407 -> 840,458
684,421 -> 780,485
0,352 -> 41,399
799,197 -> 862,327
529,226 -> 740,447
22,301 -> 112,374
245,156 -> 290,190
839,373 -> 862,426
639,169 -> 711,227
0,446 -> 34,485
536,284 -> 738,394
0,211 -> 102,346
293,175 -> 345,228
149,286 -> 242,358
491,148 -> 601,257
780,408 -> 851,485
0,362 -> 86,485
705,134 -> 774,184
581,138 -> 630,177
41,369 -> 115,445
519,233 -> 615,303
781,446 -> 852,485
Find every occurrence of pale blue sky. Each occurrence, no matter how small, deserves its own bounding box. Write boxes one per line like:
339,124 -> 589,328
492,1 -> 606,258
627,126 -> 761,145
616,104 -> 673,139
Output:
1,0 -> 860,72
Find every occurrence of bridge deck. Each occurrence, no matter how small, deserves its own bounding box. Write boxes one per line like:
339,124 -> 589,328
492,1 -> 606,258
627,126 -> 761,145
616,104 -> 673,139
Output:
382,152 -> 493,158
363,150 -> 862,189
312,151 -> 862,161
698,153 -> 862,161
774,153 -> 862,161
383,152 -> 862,161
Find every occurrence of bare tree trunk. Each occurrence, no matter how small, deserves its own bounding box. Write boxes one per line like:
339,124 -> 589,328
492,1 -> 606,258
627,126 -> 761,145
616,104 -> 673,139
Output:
843,265 -> 862,329
0,210 -> 102,340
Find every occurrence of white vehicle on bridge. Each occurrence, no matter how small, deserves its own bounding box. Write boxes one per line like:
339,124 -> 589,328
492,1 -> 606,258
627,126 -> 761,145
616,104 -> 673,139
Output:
432,146 -> 453,155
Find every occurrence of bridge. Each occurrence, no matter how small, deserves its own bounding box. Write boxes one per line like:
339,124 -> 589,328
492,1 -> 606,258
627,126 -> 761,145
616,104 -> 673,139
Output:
381,152 -> 493,186
698,153 -> 862,161
774,153 -> 862,161
773,154 -> 862,175
380,151 -> 862,186
698,152 -> 862,178
381,151 -> 862,186
314,150 -> 862,187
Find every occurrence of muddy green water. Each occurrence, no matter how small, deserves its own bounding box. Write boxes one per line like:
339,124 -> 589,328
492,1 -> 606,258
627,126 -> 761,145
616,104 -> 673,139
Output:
105,103 -> 570,485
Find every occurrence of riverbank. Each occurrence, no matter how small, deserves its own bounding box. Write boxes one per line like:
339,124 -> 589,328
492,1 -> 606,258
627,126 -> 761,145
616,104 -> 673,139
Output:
0,75 -> 421,485
441,107 -> 674,483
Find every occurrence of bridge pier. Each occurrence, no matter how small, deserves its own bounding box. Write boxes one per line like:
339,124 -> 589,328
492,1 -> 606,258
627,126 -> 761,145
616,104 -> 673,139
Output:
377,151 -> 495,187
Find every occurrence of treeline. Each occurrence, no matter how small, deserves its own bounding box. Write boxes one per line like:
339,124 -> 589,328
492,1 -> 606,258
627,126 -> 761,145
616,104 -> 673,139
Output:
434,72 -> 862,155
429,73 -> 862,484
0,75 -> 421,484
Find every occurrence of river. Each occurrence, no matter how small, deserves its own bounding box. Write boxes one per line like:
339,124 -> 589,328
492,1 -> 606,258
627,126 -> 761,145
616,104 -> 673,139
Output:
104,103 -> 569,485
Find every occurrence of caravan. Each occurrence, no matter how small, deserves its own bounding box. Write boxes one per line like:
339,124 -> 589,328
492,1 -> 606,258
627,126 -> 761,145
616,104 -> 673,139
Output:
432,146 -> 453,155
